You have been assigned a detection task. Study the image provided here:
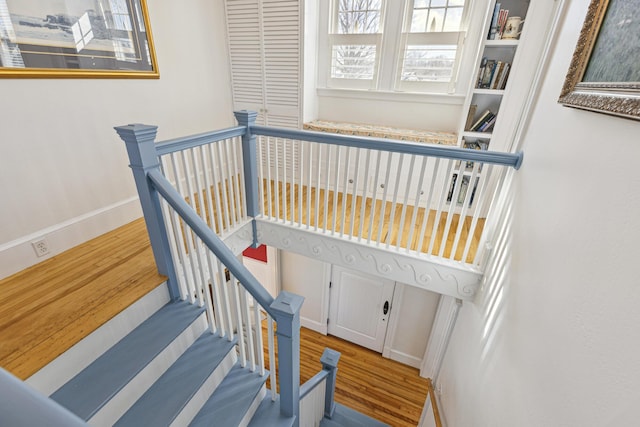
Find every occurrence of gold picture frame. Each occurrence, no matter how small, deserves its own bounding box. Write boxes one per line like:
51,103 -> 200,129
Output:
558,0 -> 640,120
0,0 -> 158,78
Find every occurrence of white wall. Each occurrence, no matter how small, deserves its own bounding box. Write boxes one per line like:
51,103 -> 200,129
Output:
0,0 -> 234,278
436,1 -> 640,425
316,92 -> 463,131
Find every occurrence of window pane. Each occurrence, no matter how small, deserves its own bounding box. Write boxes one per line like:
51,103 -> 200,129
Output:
426,8 -> 445,32
332,45 -> 376,79
337,0 -> 382,34
409,1 -> 466,33
401,44 -> 456,82
443,6 -> 463,31
410,9 -> 429,32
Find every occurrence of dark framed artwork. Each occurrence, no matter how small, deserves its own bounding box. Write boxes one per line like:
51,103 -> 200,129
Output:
558,0 -> 640,120
0,0 -> 158,78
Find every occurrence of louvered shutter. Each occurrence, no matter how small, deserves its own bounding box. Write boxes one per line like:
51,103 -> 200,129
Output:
224,0 -> 302,129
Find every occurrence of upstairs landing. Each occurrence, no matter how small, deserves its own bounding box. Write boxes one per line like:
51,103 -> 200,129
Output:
0,218 -> 165,380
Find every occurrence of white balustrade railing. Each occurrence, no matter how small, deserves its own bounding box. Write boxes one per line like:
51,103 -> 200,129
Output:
256,134 -> 505,266
160,201 -> 270,376
159,135 -> 248,238
299,375 -> 327,427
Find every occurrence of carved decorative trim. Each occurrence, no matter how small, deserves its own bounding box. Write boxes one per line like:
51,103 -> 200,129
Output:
221,221 -> 254,256
255,220 -> 482,300
558,0 -> 640,120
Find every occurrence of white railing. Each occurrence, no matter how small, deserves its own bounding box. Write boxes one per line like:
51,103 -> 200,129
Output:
299,373 -> 327,427
256,133 -> 503,266
157,132 -> 249,237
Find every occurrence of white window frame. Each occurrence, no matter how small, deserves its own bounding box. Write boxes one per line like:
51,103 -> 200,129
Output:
318,0 -> 475,96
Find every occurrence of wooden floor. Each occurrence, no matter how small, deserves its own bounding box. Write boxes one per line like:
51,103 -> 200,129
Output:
0,217 -> 429,425
0,218 -> 165,380
263,325 -> 430,426
261,181 -> 485,263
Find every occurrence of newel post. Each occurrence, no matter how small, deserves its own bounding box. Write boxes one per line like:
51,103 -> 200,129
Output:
233,110 -> 260,247
320,348 -> 341,418
114,124 -> 180,300
271,291 -> 305,426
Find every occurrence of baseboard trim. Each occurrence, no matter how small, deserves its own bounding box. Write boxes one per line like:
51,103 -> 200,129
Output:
382,348 -> 422,369
0,196 -> 141,279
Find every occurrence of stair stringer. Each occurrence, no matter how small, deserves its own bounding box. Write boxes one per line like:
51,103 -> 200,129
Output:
255,219 -> 482,300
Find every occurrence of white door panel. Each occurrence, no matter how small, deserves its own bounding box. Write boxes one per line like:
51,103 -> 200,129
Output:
328,266 -> 395,352
280,251 -> 330,334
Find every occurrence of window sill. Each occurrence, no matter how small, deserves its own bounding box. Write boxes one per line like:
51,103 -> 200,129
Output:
316,87 -> 466,105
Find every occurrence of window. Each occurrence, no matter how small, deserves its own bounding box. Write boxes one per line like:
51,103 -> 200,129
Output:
323,0 -> 469,93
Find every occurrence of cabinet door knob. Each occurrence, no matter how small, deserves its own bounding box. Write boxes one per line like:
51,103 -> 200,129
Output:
383,301 -> 389,315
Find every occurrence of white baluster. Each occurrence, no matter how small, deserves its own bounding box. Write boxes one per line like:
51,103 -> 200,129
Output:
385,153 -> 404,248
331,146 -> 341,234
358,149 -> 371,241
217,259 -> 234,341
376,153 -> 393,245
253,303 -> 265,376
322,145 -> 332,233
367,151 -> 382,244
427,159 -> 454,256
240,289 -> 256,372
215,140 -> 232,230
395,154 -> 416,250
406,156 -> 428,253
268,316 -> 276,401
418,157 -> 441,254
231,274 -> 246,367
315,144 -> 322,231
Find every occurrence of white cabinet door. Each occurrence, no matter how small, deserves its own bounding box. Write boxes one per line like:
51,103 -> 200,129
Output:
328,266 -> 395,353
280,251 -> 330,334
225,0 -> 302,129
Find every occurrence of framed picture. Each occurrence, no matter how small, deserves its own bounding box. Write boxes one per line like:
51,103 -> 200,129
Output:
0,0 -> 158,78
558,0 -> 639,120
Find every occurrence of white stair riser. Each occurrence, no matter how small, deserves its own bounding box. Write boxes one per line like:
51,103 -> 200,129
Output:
27,284 -> 171,396
169,350 -> 238,427
88,313 -> 208,427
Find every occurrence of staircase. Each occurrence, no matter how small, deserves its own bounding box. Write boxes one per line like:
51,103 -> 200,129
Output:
14,282 -> 389,426
24,283 -> 288,426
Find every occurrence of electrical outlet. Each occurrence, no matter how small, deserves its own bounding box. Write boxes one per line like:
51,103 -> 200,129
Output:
32,239 -> 50,257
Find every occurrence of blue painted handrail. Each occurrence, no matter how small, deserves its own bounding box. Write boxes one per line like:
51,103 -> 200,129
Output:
154,126 -> 246,156
146,168 -> 277,318
299,370 -> 329,399
252,125 -> 524,170
0,368 -> 88,426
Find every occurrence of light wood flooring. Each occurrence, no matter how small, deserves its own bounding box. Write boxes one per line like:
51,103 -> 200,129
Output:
0,218 -> 429,425
0,218 -> 165,380
260,181 -> 484,263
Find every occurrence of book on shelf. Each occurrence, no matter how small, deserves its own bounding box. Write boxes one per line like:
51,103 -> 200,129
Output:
497,9 -> 509,39
478,114 -> 497,132
469,110 -> 495,132
476,57 -> 487,88
480,60 -> 496,88
497,63 -> 511,89
465,104 -> 478,131
488,2 -> 501,40
477,59 -> 511,90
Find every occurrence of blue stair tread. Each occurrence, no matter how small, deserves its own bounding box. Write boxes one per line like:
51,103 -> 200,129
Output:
320,403 -> 390,427
114,332 -> 236,426
247,395 -> 296,427
189,363 -> 268,427
51,300 -> 204,420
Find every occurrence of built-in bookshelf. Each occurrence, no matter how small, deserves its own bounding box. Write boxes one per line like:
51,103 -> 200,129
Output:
451,0 -> 531,207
